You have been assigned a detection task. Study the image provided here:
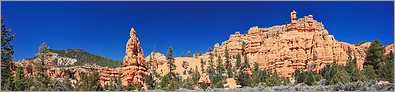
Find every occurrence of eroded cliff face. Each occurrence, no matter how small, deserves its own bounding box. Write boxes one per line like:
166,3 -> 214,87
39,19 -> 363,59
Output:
100,28 -> 147,87
211,10 -> 393,78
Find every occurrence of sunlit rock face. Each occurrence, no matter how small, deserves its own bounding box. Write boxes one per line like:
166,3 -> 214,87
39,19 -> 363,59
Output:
100,28 -> 147,87
212,10 -> 394,78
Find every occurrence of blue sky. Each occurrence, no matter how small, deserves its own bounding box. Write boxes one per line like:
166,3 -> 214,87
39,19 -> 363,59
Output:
2,1 -> 394,61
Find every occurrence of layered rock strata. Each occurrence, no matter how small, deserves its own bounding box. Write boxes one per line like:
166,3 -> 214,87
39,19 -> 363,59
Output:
212,10 -> 394,78
100,28 -> 147,87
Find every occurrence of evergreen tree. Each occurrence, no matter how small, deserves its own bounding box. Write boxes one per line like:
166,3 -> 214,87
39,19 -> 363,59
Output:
13,66 -> 32,91
251,62 -> 262,87
159,74 -> 170,90
329,69 -> 351,84
364,40 -> 385,69
199,82 -> 208,90
164,77 -> 179,91
294,69 -> 305,83
267,71 -> 281,86
167,47 -> 176,80
261,70 -> 271,86
280,77 -> 290,85
181,77 -> 195,90
187,50 -> 192,57
200,58 -> 205,73
235,54 -> 241,69
53,75 -> 72,91
1,16 -> 16,91
363,65 -> 376,81
224,45 -> 233,78
383,51 -> 394,82
145,74 -> 155,90
207,47 -> 215,76
216,56 -> 225,74
192,66 -> 200,84
115,74 -> 123,91
236,70 -> 251,87
242,54 -> 250,69
74,71 -> 103,91
126,82 -> 135,91
214,80 -> 224,88
31,43 -> 51,91
304,71 -> 316,86
182,61 -> 189,75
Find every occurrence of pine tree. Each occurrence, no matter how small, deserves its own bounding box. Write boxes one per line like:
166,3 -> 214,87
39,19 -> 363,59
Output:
329,69 -> 351,84
236,54 -> 241,69
145,74 -> 155,90
280,77 -> 290,85
216,56 -> 225,74
1,16 -> 16,91
383,51 -> 394,81
364,40 -> 385,69
182,61 -> 189,75
294,69 -> 305,83
187,50 -> 192,57
241,44 -> 250,69
126,82 -> 135,91
207,47 -> 215,76
160,74 -> 170,89
236,69 -> 251,87
181,77 -> 194,89
199,82 -> 208,90
13,66 -> 32,91
242,54 -> 250,69
363,65 -> 376,81
32,43 -> 51,91
251,62 -> 262,87
224,45 -> 233,78
267,71 -> 281,86
167,47 -> 176,80
200,58 -> 205,73
74,71 -> 103,91
304,71 -> 316,86
192,66 -> 200,84
115,74 -> 123,91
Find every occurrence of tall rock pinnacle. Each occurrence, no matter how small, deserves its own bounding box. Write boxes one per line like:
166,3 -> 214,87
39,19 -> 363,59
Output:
100,27 -> 147,88
122,27 -> 147,85
123,27 -> 145,66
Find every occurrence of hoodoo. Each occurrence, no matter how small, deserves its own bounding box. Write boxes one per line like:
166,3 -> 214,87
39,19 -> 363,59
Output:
100,28 -> 147,87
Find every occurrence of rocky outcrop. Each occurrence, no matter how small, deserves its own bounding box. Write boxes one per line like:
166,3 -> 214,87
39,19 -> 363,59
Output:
198,73 -> 211,86
145,52 -> 167,69
100,28 -> 147,87
46,52 -> 77,66
211,10 -> 394,78
16,58 -> 102,83
224,78 -> 241,89
122,28 -> 147,86
385,44 -> 394,55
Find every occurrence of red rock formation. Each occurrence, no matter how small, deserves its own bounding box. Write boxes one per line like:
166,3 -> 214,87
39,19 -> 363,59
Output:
99,27 -> 147,88
198,73 -> 211,86
385,44 -> 394,55
121,28 -> 147,86
286,10 -> 324,32
211,10 -> 394,78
